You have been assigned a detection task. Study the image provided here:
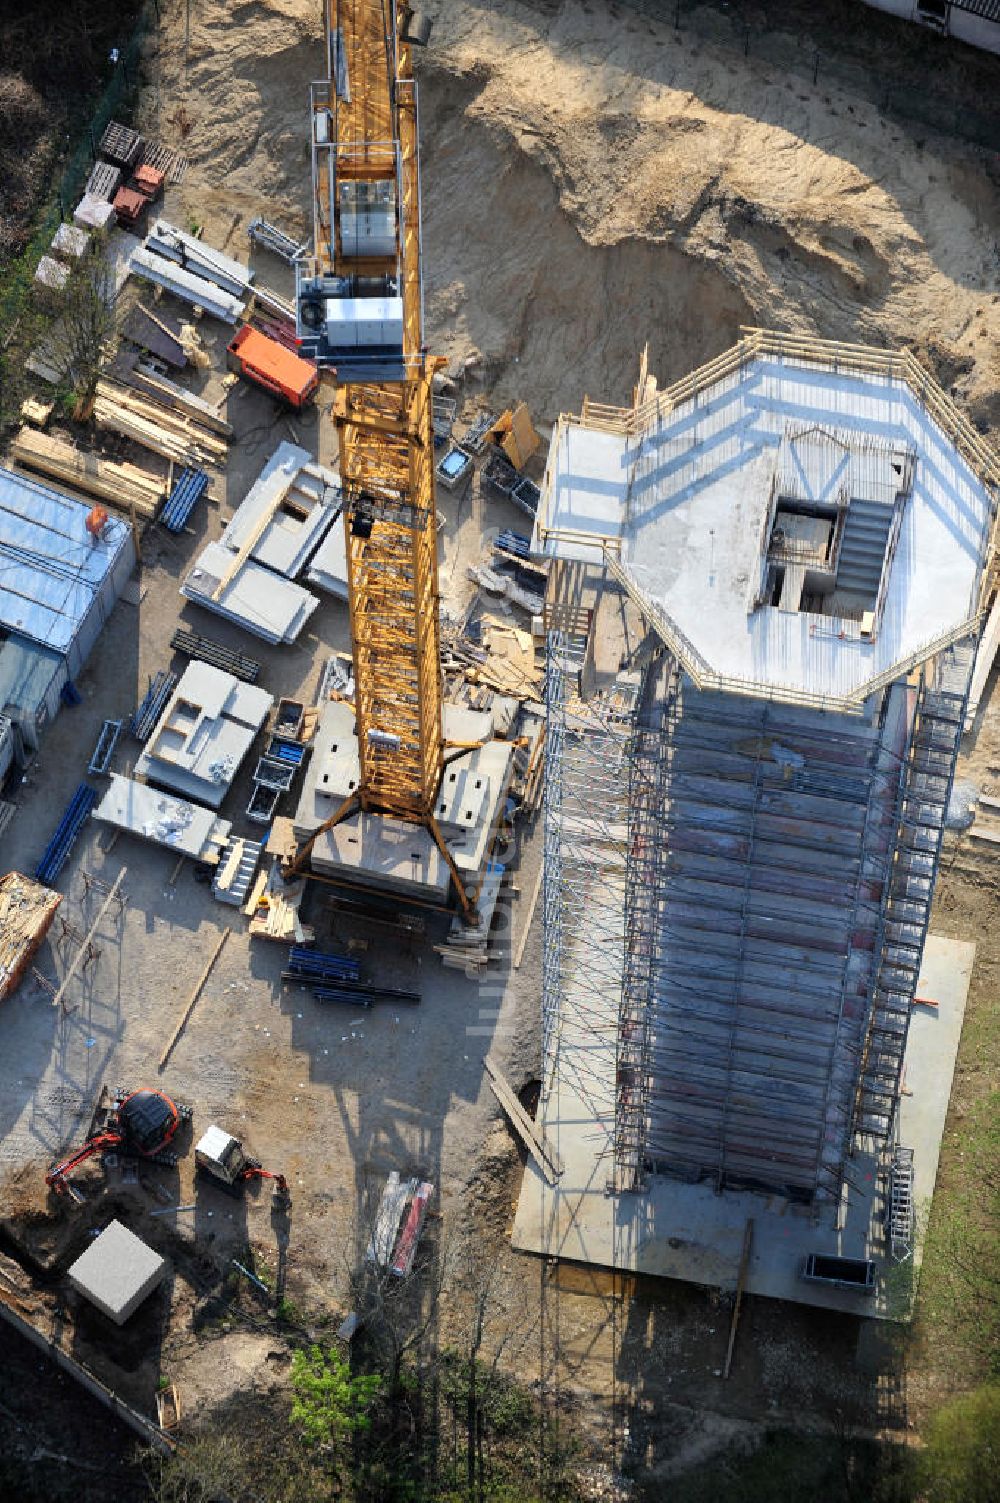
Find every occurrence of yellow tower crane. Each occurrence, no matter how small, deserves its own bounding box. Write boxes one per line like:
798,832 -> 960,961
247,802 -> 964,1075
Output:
287,0 -> 476,920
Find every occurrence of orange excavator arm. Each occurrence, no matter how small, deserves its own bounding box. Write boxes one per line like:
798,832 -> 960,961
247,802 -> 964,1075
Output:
46,1132 -> 123,1192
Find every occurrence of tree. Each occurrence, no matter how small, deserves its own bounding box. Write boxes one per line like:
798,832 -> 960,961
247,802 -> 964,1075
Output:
50,232 -> 119,413
291,1343 -> 382,1451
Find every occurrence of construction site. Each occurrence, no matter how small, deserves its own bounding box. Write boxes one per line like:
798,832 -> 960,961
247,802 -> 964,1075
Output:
0,1 -> 998,1500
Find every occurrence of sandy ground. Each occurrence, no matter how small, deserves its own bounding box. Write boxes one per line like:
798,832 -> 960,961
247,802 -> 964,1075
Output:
1,0 -> 998,1491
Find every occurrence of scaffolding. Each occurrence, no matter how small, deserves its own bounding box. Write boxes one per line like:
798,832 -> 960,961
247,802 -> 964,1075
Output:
540,632 -> 636,1141
540,605 -> 977,1205
852,636 -> 976,1141
614,653 -> 677,1192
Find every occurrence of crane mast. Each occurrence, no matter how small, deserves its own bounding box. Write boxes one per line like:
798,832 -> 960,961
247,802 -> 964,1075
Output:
292,0 -> 474,913
297,0 -> 442,819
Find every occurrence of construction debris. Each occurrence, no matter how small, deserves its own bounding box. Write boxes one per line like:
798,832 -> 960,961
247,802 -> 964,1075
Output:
467,562 -> 545,616
485,403 -> 541,471
0,874 -> 62,1002
244,862 -> 313,944
10,427 -> 165,520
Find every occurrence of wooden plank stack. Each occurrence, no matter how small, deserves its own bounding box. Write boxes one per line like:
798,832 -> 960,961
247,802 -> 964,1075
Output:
92,380 -> 229,468
11,427 -> 164,519
0,874 -> 62,1003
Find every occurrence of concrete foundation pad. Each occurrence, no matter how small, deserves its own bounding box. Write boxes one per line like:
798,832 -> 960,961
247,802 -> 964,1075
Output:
293,701 -> 515,904
512,935 -> 974,1319
67,1219 -> 168,1325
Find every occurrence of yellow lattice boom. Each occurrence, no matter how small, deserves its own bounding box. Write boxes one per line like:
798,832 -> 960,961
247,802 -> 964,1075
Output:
310,0 -> 443,818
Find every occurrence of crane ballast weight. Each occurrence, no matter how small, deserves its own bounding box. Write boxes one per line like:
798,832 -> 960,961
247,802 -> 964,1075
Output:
290,0 -> 476,919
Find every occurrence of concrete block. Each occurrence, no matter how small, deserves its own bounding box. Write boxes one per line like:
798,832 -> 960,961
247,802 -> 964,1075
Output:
68,1219 -> 167,1325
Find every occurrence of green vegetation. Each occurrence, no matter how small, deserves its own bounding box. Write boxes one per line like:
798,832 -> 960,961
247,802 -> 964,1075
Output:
914,1083 -> 1000,1381
290,1343 -> 382,1450
918,1382 -> 1000,1503
0,0 -> 148,437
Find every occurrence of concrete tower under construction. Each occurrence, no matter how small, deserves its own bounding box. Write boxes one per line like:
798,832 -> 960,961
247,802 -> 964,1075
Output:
515,330 -> 999,1312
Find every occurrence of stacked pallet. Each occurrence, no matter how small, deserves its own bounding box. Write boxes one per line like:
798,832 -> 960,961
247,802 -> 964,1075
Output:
93,380 -> 228,467
100,121 -> 143,170
10,427 -> 164,520
0,874 -> 62,1002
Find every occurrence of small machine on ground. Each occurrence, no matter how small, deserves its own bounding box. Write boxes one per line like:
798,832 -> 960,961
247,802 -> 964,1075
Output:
226,324 -> 319,410
46,1086 -> 192,1196
195,1124 -> 291,1209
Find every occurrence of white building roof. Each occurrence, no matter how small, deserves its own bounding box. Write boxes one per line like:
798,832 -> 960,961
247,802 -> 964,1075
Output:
535,342 -> 998,707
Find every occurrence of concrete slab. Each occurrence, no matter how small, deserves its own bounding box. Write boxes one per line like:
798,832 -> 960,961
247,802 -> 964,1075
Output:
537,359 -> 993,704
182,542 -> 320,645
136,661 -> 272,808
511,934 -> 974,1319
294,701 -> 514,901
93,774 -> 232,861
67,1220 -> 167,1325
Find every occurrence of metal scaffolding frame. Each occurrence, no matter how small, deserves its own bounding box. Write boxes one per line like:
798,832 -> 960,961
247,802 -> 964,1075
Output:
852,636 -> 976,1142
614,653 -> 678,1192
540,632 -> 637,1139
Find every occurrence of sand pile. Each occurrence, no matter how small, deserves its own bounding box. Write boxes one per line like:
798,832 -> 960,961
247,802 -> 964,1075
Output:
140,0 -> 999,424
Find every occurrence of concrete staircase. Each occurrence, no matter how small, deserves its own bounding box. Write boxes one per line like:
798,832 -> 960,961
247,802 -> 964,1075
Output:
835,499 -> 894,598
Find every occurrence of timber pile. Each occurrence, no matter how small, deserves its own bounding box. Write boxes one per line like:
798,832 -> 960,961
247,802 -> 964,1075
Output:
244,863 -> 314,944
0,874 -> 62,1002
93,380 -> 228,467
10,427 -> 164,519
129,366 -> 233,437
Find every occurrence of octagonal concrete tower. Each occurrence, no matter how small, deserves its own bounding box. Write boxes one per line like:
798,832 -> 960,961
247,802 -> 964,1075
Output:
531,331 -> 999,1218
